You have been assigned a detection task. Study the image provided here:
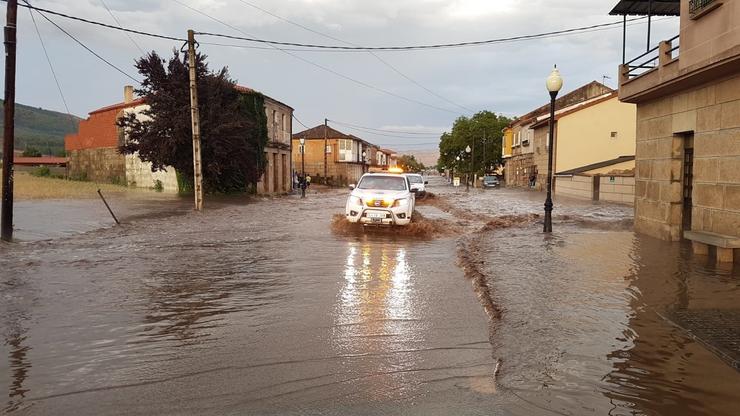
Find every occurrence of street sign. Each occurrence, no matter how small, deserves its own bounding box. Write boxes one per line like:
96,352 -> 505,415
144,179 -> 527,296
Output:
453,177 -> 460,187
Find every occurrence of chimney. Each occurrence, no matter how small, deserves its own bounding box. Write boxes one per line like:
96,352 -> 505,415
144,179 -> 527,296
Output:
123,85 -> 134,104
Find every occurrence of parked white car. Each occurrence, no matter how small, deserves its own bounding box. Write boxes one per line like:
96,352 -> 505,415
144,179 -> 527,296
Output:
345,173 -> 416,226
404,173 -> 427,195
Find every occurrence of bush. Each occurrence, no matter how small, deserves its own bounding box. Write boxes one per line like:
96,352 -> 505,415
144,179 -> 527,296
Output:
22,146 -> 42,157
30,166 -> 51,177
154,179 -> 164,192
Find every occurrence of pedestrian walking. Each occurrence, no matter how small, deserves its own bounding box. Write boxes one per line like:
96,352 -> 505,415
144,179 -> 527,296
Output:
306,174 -> 312,189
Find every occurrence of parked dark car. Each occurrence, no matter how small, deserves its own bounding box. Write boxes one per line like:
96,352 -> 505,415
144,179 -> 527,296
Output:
482,175 -> 500,188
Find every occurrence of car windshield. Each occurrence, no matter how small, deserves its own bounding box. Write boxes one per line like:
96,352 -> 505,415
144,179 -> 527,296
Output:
407,175 -> 423,184
484,176 -> 497,181
358,176 -> 407,191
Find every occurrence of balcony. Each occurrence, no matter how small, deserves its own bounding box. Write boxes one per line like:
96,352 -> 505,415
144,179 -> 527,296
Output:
618,35 -> 680,102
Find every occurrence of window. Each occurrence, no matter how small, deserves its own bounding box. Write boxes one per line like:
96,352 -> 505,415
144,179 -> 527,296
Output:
610,131 -> 618,139
545,132 -> 550,149
338,139 -> 353,161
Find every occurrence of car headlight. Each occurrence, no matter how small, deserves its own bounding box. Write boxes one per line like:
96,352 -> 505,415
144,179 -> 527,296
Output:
349,196 -> 363,206
393,198 -> 409,207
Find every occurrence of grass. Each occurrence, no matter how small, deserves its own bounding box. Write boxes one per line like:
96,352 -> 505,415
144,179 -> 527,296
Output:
1,172 -> 146,200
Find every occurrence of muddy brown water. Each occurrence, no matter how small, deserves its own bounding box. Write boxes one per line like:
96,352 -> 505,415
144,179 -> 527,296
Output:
1,177 -> 739,415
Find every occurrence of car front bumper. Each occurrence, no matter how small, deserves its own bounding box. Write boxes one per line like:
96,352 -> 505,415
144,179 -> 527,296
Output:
345,205 -> 412,226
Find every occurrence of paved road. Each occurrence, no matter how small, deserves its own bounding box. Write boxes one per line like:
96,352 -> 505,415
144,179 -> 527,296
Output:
0,181 -> 516,415
2,177 -> 739,415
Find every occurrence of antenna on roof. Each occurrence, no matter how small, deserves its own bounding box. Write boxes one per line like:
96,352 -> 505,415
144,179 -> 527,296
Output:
602,75 -> 612,86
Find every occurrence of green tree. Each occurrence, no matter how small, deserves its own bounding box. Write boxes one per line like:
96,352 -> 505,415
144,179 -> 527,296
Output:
437,111 -> 511,176
397,154 -> 426,172
118,51 -> 267,193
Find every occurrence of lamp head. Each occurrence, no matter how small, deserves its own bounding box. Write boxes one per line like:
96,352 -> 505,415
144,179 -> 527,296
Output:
465,145 -> 471,153
299,138 -> 305,145
546,65 -> 563,93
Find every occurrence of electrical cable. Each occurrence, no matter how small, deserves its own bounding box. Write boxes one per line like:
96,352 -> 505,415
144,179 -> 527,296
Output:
25,2 -> 141,84
235,0 -> 474,113
171,0 -> 461,115
6,0 -> 665,53
99,0 -> 145,55
194,17 -> 649,51
328,119 -> 443,136
291,114 -> 310,130
8,1 -> 187,42
26,5 -> 74,122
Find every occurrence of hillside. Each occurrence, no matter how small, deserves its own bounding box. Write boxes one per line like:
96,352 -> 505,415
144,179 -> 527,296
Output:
0,100 -> 81,156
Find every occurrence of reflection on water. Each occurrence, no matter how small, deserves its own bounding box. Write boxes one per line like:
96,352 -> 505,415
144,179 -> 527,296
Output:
483,225 -> 740,415
333,239 -> 420,399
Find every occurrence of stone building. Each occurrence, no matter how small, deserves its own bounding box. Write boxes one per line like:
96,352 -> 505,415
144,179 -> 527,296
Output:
613,0 -> 740,260
527,91 -> 637,202
502,81 -> 613,188
66,85 -> 292,195
237,86 -> 294,194
292,125 -> 375,185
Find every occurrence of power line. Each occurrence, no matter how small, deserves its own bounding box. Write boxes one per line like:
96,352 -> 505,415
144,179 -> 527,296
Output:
99,0 -> 145,55
291,113 -> 310,130
194,17 -> 648,51
11,1 -> 186,42
329,119 -> 442,137
172,0 -> 461,115
26,5 -> 74,123
24,1 -> 141,84
235,0 -> 474,113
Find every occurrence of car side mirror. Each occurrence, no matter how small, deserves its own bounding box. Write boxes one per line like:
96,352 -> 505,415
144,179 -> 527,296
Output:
424,181 -> 428,185
349,184 -> 355,190
410,188 -> 418,193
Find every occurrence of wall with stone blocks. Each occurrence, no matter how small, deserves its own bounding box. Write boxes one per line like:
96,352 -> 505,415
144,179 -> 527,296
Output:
68,148 -> 125,184
634,73 -> 740,241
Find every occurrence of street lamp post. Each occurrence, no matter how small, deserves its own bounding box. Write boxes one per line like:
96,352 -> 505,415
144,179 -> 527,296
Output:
544,65 -> 563,233
455,155 -> 460,187
465,145 -> 471,192
299,137 -> 306,198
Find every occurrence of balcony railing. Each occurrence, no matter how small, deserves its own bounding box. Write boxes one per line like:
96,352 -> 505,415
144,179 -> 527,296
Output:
622,34 -> 680,80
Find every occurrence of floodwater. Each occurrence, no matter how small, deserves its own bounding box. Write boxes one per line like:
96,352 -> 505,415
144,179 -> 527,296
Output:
1,177 -> 739,415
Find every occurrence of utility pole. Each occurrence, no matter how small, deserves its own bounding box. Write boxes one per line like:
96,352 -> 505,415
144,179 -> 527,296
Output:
323,118 -> 328,183
187,29 -> 203,211
1,0 -> 18,242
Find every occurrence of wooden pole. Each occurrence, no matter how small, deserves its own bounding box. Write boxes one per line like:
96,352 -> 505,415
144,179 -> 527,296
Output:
1,0 -> 18,242
323,118 -> 328,183
187,29 -> 203,211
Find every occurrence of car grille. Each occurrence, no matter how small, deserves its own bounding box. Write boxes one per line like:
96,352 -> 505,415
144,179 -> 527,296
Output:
365,199 -> 392,208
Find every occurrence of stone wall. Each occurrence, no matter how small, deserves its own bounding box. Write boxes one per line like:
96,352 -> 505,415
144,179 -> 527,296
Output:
68,148 -> 125,183
634,73 -> 740,240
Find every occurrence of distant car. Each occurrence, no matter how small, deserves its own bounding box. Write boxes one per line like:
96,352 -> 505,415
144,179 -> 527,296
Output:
482,175 -> 500,188
345,173 -> 416,226
404,173 -> 427,195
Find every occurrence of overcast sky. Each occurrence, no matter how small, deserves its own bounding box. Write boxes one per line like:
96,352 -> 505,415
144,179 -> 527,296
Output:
3,0 -> 678,151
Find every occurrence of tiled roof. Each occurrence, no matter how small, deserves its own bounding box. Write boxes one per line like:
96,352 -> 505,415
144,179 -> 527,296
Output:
508,81 -> 614,128
89,98 -> 146,115
556,155 -> 635,176
293,125 -> 353,140
14,156 -> 67,165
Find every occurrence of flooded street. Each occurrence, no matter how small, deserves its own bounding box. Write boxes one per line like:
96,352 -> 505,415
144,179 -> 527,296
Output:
1,178 -> 739,415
